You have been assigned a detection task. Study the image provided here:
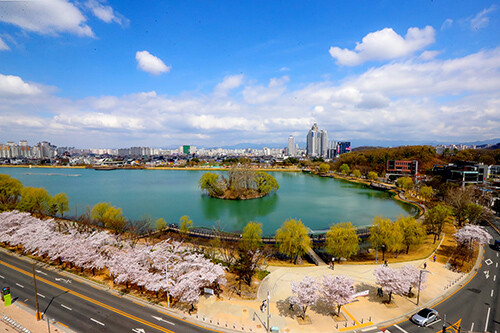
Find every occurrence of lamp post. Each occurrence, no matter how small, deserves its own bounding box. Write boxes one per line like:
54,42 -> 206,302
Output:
416,269 -> 431,306
32,264 -> 41,320
165,263 -> 170,308
266,291 -> 270,333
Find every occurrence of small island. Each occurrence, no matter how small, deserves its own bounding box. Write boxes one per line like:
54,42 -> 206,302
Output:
199,167 -> 279,200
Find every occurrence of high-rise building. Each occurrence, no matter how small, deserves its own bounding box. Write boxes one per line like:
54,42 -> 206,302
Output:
287,135 -> 296,156
306,123 -> 328,157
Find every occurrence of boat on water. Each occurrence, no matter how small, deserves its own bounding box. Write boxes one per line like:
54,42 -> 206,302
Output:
92,165 -> 118,171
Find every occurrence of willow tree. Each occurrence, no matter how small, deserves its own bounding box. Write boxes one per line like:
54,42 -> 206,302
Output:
240,221 -> 263,252
369,216 -> 404,260
0,174 -> 23,210
325,222 -> 359,260
396,216 -> 425,254
199,172 -> 223,197
275,219 -> 311,264
254,171 -> 279,194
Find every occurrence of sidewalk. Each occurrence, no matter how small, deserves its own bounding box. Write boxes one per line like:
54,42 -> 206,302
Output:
194,250 -> 476,333
0,242 -> 478,333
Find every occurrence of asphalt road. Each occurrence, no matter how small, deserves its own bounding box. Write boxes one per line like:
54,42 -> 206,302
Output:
382,225 -> 500,333
0,250 -> 218,333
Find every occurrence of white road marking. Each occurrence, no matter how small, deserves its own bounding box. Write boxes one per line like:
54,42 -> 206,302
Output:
361,327 -> 378,332
37,293 -> 45,298
394,324 -> 409,333
496,263 -> 498,268
35,270 -> 48,276
15,283 -> 24,288
0,275 -> 4,279
384,330 -> 392,333
152,315 -> 175,325
485,307 -> 491,332
61,304 -> 72,311
494,275 -> 497,282
492,289 -> 494,297
470,322 -> 474,332
485,258 -> 493,265
132,329 -> 146,333
90,318 -> 105,326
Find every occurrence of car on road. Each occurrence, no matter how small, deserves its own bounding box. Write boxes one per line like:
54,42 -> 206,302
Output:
494,239 -> 500,250
411,308 -> 439,326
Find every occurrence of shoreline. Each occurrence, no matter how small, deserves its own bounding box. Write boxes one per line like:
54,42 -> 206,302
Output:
0,165 -> 302,172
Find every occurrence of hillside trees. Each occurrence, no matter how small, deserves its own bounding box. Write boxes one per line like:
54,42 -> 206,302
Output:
339,164 -> 350,175
423,204 -> 452,243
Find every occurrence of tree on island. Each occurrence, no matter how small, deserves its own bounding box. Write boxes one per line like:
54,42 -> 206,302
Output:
276,218 -> 311,264
199,168 -> 279,200
325,222 -> 359,260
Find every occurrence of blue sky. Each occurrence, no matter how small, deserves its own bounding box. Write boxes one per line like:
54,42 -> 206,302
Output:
0,0 -> 499,148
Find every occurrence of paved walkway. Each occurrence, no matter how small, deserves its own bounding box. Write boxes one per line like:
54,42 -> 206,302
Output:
193,247 -> 475,333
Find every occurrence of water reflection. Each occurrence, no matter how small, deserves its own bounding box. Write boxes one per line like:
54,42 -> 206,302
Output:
200,193 -> 279,230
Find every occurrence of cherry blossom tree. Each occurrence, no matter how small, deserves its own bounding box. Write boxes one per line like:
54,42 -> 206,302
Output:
290,275 -> 319,319
454,224 -> 492,246
400,264 -> 427,295
373,265 -> 409,303
321,274 -> 355,315
0,211 -> 227,312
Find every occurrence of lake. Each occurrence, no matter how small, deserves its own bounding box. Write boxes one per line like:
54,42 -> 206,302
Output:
0,167 -> 417,235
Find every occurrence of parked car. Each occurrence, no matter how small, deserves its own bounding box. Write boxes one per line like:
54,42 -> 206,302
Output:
494,240 -> 500,251
411,308 -> 439,326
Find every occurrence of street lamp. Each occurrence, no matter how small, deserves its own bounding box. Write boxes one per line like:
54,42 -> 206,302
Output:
32,264 -> 41,320
416,269 -> 432,306
266,291 -> 270,333
165,263 -> 170,308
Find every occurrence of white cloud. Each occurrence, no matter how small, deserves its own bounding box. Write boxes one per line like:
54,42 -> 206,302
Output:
329,26 -> 435,66
470,6 -> 496,30
419,50 -> 441,61
0,0 -> 94,37
441,18 -> 453,30
1,47 -> 499,147
243,76 -> 289,104
135,51 -> 171,75
0,74 -> 42,96
214,74 -> 244,94
84,0 -> 129,26
0,37 -> 9,51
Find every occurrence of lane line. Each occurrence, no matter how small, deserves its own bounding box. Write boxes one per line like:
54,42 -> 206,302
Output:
0,274 -> 4,279
485,307 -> 491,332
57,322 -> 68,328
496,263 -> 498,268
342,306 -> 360,325
90,318 -> 105,326
470,322 -> 474,331
491,289 -> 494,297
37,293 -> 45,298
15,283 -> 24,288
35,270 -> 48,276
394,324 -> 409,333
61,304 -> 72,311
494,275 -> 496,281
133,301 -> 145,307
0,260 -> 175,333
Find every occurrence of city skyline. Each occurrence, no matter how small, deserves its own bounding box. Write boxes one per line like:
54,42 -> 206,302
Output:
0,1 -> 499,147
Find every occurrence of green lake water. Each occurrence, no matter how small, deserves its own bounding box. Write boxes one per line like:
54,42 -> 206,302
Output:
0,167 -> 416,235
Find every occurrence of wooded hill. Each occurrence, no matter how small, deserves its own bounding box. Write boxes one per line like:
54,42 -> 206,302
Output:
332,145 -> 500,175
